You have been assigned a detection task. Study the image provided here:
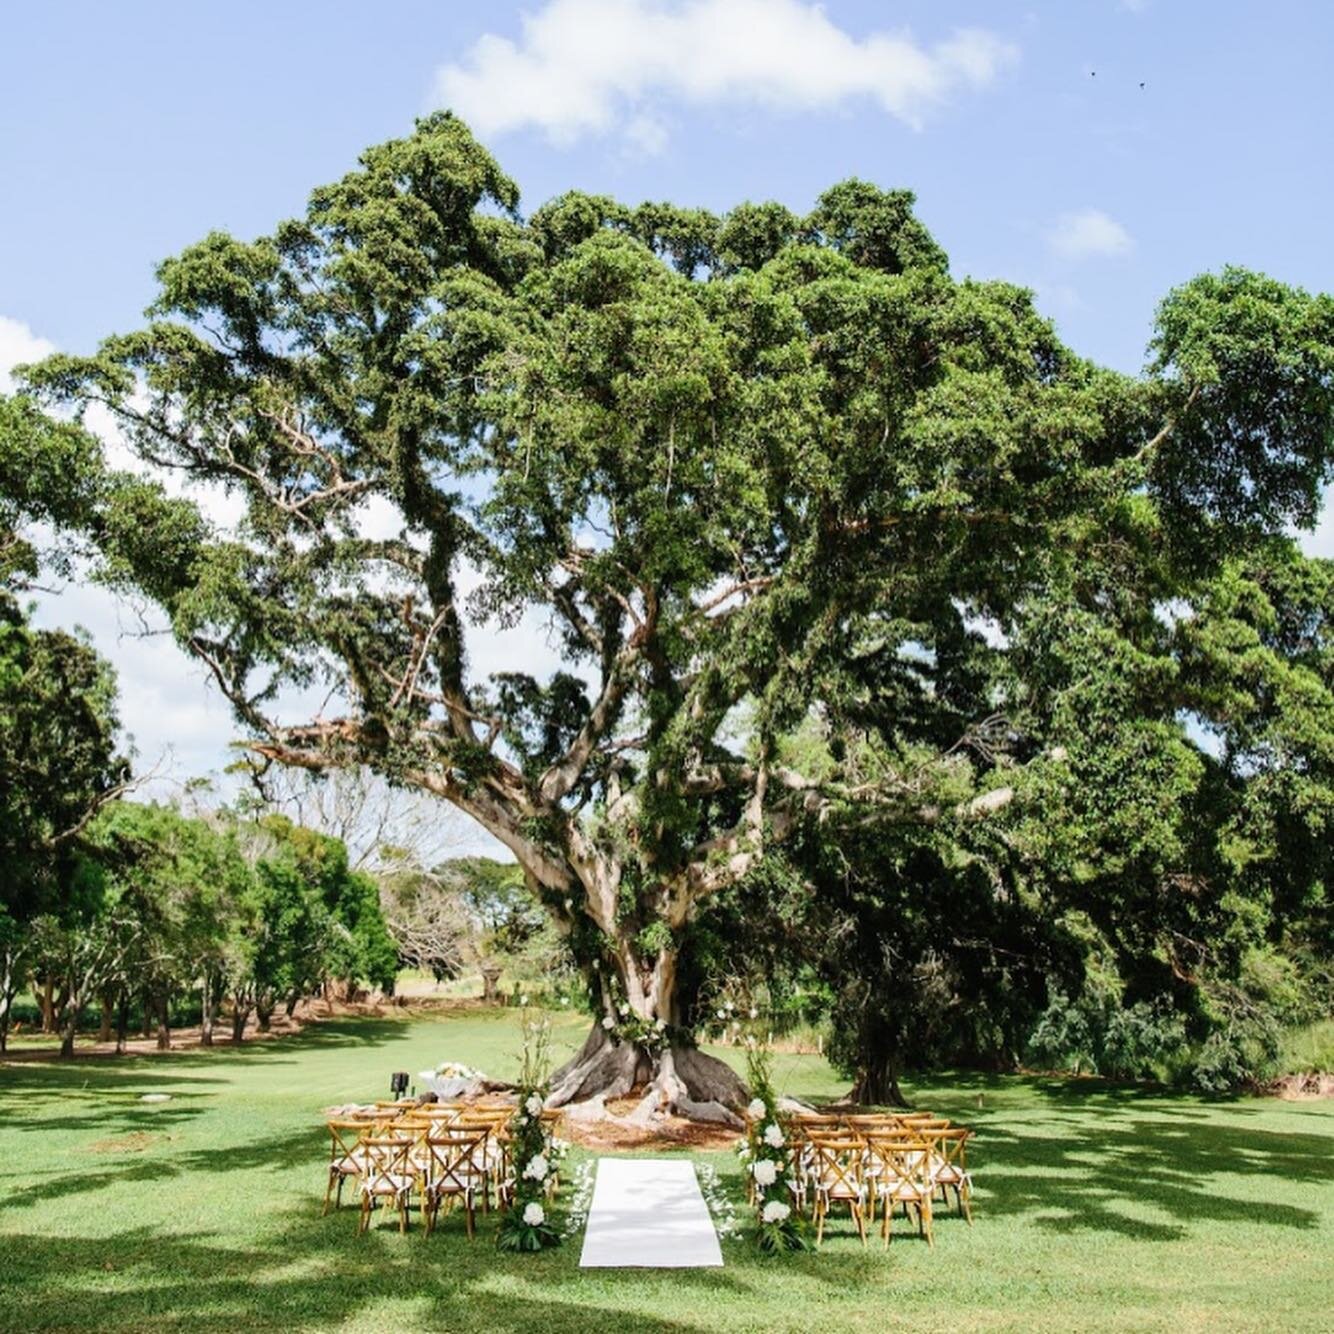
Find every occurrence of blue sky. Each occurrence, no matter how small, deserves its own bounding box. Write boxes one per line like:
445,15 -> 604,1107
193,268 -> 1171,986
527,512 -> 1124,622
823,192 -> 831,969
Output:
2,0 -> 1332,818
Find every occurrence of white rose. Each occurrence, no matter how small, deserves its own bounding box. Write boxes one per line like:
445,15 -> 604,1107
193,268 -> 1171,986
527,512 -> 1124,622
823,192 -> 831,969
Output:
749,1008 -> 759,1019
746,1098 -> 766,1120
523,1154 -> 550,1182
761,1200 -> 791,1225
520,994 -> 530,1006
618,1003 -> 629,1017
763,1123 -> 785,1149
522,1202 -> 545,1226
564,898 -> 573,911
601,1016 -> 615,1030
751,1159 -> 778,1188
525,1093 -> 544,1117
725,1001 -> 735,1012
716,1008 -> 726,1020
654,1018 -> 666,1031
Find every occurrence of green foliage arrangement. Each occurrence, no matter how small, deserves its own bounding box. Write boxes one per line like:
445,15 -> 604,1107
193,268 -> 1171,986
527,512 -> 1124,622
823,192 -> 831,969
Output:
740,1040 -> 809,1252
497,1010 -> 561,1252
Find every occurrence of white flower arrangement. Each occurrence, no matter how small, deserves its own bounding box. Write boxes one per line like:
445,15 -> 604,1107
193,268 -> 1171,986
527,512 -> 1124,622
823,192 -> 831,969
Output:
751,1158 -> 778,1188
525,1093 -> 544,1117
434,1060 -> 481,1079
561,1161 -> 596,1238
697,1162 -> 741,1239
523,1153 -> 550,1182
746,1097 -> 767,1120
763,1122 -> 785,1149
761,1200 -> 791,1224
600,1016 -> 615,1030
522,1202 -> 545,1226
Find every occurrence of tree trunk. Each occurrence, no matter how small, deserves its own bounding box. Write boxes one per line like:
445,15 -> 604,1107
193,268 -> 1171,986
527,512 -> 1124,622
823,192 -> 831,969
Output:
544,944 -> 747,1125
231,1002 -> 250,1043
115,993 -> 129,1054
59,992 -> 81,1058
0,942 -> 20,1055
200,975 -> 214,1047
155,992 -> 171,1051
98,995 -> 114,1044
849,1054 -> 909,1108
39,975 -> 55,1033
140,990 -> 153,1038
256,998 -> 273,1033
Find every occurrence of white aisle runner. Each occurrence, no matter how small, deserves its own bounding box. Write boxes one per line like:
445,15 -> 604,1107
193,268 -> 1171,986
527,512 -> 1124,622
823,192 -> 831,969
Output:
578,1157 -> 724,1268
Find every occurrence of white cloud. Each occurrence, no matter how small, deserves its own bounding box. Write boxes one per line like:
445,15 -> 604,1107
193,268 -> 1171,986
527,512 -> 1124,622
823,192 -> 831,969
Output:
0,315 -> 55,392
432,0 -> 1018,148
1047,208 -> 1134,260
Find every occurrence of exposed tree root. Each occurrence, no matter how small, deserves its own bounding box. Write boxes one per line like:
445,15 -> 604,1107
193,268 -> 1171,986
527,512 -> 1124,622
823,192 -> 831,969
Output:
548,1027 -> 747,1128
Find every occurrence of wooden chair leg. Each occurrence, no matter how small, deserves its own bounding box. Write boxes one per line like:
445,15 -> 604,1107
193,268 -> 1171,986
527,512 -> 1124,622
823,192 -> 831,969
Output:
465,1196 -> 475,1239
399,1193 -> 408,1234
323,1173 -> 336,1216
853,1202 -> 867,1247
815,1200 -> 826,1247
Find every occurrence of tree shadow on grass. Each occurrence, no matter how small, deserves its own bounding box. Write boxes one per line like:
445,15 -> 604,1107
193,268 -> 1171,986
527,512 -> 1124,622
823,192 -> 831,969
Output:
0,1123 -> 327,1213
0,1216 -> 742,1333
973,1114 -> 1329,1239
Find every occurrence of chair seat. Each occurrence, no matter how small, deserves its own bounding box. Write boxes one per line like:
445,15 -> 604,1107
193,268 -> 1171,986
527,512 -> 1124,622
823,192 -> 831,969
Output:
933,1165 -> 971,1186
817,1183 -> 865,1201
330,1150 -> 368,1177
878,1180 -> 929,1202
425,1177 -> 477,1198
361,1173 -> 414,1195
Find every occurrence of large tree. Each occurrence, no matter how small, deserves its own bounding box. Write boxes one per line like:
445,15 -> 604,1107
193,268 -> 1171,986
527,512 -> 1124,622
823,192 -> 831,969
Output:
20,115 -> 1334,1116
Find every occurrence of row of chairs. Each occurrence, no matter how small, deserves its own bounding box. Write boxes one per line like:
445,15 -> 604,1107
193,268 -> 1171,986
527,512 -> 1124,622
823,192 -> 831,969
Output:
322,1099 -> 562,1235
767,1110 -> 974,1248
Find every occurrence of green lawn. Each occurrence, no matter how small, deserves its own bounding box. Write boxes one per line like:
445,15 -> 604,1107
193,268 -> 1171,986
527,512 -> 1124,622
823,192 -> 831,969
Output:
1,1010 -> 1330,1333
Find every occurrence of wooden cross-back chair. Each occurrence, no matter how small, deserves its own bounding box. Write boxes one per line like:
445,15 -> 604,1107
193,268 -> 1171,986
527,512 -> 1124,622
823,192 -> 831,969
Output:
356,1137 -> 415,1235
420,1129 -> 489,1238
806,1134 -> 868,1247
865,1136 -> 934,1248
455,1113 -> 514,1206
323,1119 -> 371,1216
419,1104 -> 462,1122
927,1127 -> 974,1222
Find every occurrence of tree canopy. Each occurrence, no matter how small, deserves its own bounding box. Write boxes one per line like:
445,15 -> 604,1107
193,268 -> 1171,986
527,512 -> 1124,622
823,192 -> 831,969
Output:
16,112 -> 1334,1111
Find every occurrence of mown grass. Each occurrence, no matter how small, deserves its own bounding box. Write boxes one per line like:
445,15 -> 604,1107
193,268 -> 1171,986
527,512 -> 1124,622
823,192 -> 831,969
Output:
1,1009 -> 1330,1333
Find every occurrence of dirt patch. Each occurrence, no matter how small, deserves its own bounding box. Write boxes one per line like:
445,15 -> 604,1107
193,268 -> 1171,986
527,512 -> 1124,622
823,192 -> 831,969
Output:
1269,1072 -> 1334,1099
86,1132 -> 165,1154
562,1098 -> 740,1152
